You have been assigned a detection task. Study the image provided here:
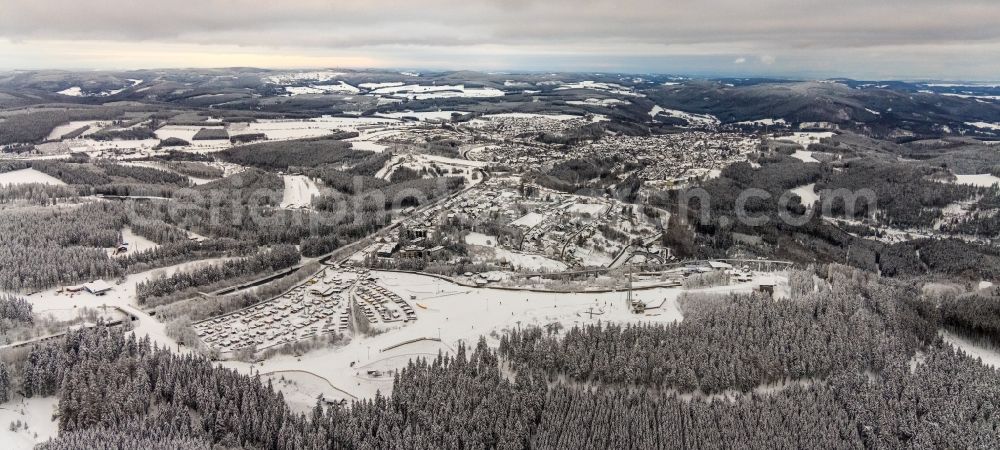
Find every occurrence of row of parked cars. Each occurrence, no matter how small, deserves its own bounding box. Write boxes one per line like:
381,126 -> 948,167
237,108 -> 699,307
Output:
354,280 -> 417,324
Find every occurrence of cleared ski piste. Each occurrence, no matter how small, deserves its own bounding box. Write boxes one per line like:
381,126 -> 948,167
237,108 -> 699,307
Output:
224,270 -> 780,403
280,175 -> 322,208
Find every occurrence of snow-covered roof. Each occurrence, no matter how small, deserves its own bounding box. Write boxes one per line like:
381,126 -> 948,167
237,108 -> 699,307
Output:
84,279 -> 112,293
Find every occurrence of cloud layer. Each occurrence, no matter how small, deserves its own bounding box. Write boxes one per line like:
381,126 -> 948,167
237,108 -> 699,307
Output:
1,0 -> 999,78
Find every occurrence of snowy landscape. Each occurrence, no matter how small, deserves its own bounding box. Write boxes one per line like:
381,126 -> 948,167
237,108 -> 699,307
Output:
4,5 -> 1000,445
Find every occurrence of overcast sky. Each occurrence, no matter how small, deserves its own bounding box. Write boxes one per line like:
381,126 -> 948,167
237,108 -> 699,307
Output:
1,0 -> 999,80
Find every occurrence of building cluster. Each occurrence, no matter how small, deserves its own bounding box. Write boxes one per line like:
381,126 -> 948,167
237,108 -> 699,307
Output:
466,115 -> 598,140
353,280 -> 417,324
580,132 -> 759,184
356,175 -> 660,270
192,267 -> 369,353
464,121 -> 758,181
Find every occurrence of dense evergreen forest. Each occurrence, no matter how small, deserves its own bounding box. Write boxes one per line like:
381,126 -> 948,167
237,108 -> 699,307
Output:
88,126 -> 157,141
940,286 -> 1000,346
0,294 -> 33,324
0,202 -> 125,290
218,137 -> 371,171
0,361 -> 9,404
136,244 -> 300,306
0,108 -> 128,145
11,265 -> 1000,449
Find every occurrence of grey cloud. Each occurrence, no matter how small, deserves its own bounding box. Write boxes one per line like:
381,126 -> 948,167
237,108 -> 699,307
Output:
1,0 -> 999,78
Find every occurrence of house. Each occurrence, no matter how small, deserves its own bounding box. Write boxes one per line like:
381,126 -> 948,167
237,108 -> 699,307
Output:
399,245 -> 427,258
707,261 -> 733,270
83,280 -> 112,295
375,241 -> 399,258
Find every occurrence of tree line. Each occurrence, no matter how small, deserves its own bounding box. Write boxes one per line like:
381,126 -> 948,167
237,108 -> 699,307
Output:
0,108 -> 126,145
218,137 -> 370,171
0,294 -> 33,323
135,244 -> 300,306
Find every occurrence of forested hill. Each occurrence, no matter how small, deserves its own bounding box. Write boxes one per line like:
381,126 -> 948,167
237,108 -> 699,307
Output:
16,264 -> 1000,449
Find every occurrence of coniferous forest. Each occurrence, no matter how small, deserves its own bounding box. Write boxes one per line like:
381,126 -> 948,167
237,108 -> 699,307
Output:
10,265 -> 999,449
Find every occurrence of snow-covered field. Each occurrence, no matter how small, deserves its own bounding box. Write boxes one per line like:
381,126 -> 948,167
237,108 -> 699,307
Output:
568,203 -> 608,216
223,270 -> 696,401
241,117 -> 402,141
775,131 -> 835,147
375,110 -> 467,121
953,174 -> 1000,187
465,233 -> 568,272
494,248 -> 568,271
107,227 -> 160,258
348,140 -> 388,153
567,98 -> 627,107
0,396 -> 59,449
465,232 -> 497,247
512,212 -> 545,227
154,125 -> 214,142
790,150 -> 819,163
151,117 -> 409,152
419,153 -> 487,168
264,71 -> 345,84
0,168 -> 67,186
359,82 -> 404,90
554,81 -> 641,96
56,86 -> 83,96
966,121 -> 1000,131
284,82 -> 359,95
281,175 -> 322,208
476,112 -> 582,122
49,137 -> 161,155
649,106 -> 720,127
45,120 -> 103,140
791,183 -> 820,205
370,84 -> 504,100
261,371 -> 353,414
572,247 -> 614,267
